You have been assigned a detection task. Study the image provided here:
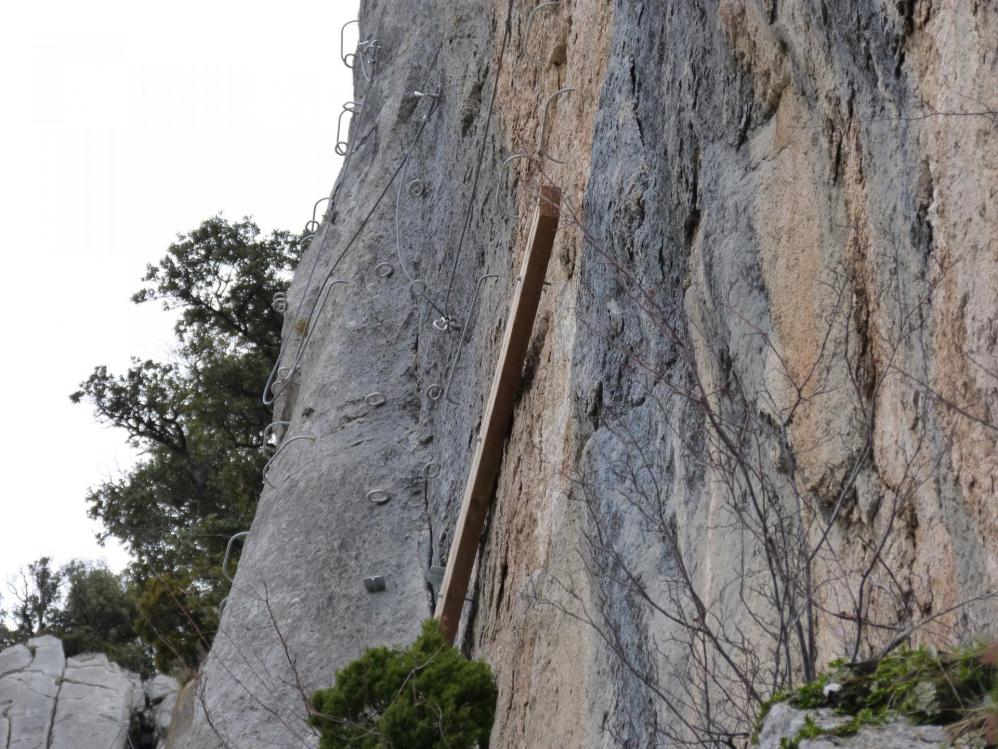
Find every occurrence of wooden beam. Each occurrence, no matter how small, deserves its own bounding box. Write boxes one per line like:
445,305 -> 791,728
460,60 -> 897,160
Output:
435,185 -> 561,642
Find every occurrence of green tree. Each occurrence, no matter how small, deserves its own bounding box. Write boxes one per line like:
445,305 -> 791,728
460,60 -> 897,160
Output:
71,216 -> 300,670
8,557 -> 62,638
0,595 -> 16,648
310,620 -> 498,749
133,571 -> 217,674
2,557 -> 153,673
56,561 -> 154,676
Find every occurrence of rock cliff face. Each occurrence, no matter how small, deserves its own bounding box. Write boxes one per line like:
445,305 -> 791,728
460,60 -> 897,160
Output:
0,636 -> 179,749
180,0 -> 996,746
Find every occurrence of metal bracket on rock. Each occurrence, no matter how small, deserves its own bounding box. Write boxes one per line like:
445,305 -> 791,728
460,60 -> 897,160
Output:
433,316 -> 462,332
489,152 -> 529,216
263,435 -> 317,489
539,88 -> 575,163
336,102 -> 362,156
367,490 -> 391,505
522,1 -> 561,61
312,196 -> 332,224
341,21 -> 381,80
223,531 -> 249,583
263,420 -> 291,445
365,392 -> 387,407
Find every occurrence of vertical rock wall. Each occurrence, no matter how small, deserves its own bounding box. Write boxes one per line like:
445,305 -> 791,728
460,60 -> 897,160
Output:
182,0 -> 996,746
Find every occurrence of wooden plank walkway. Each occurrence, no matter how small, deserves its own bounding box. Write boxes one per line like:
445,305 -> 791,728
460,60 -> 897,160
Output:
435,185 -> 562,642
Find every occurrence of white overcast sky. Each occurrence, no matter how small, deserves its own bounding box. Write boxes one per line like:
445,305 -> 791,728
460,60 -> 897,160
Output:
0,0 -> 358,590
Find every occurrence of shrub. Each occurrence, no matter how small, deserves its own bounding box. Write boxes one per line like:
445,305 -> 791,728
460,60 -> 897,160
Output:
310,619 -> 498,749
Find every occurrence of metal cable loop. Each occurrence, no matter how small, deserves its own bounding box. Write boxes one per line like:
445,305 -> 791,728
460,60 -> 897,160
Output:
262,435 -> 317,489
262,35 -> 384,405
340,20 -> 360,68
335,102 -> 362,157
274,279 -> 350,397
340,19 -> 380,81
277,365 -> 296,380
223,531 -> 249,582
358,37 -> 381,81
392,91 -> 448,319
266,76 -> 438,406
539,88 -> 575,163
365,392 -> 387,406
312,196 -> 332,224
264,231 -> 321,404
521,2 -> 561,61
367,490 -> 390,505
487,152 -> 530,219
407,178 -> 425,197
491,152 -> 529,199
433,316 -> 461,332
440,0 -> 516,317
262,420 -> 291,445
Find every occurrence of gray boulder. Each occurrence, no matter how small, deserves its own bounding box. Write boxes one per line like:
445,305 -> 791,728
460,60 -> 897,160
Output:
49,653 -> 135,749
0,636 -> 65,749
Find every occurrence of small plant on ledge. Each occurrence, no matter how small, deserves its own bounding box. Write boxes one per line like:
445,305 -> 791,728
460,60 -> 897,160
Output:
310,619 -> 498,749
754,641 -> 998,747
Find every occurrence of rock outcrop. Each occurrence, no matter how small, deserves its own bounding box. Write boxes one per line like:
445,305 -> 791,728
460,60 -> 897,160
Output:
756,702 -> 951,749
179,0 -> 997,746
0,636 -> 64,749
0,637 -> 179,749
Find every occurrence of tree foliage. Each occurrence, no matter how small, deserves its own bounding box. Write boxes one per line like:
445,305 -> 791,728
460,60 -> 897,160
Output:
2,557 -> 154,675
310,620 -> 498,749
71,216 -> 300,671
133,572 -> 217,674
56,561 -> 153,676
7,556 -> 62,638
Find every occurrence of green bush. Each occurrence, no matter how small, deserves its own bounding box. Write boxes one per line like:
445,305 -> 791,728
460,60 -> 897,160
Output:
310,620 -> 498,749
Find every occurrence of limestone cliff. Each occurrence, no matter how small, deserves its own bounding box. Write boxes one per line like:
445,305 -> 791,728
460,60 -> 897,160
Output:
180,0 -> 996,746
0,636 -> 179,748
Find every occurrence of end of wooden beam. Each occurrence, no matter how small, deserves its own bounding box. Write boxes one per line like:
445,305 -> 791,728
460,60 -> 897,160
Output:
538,185 -> 561,219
